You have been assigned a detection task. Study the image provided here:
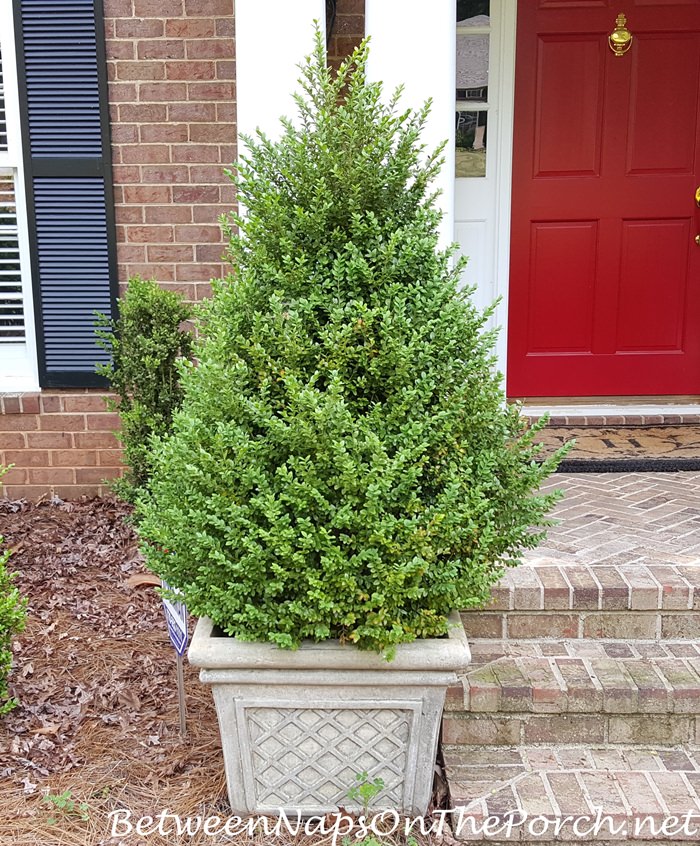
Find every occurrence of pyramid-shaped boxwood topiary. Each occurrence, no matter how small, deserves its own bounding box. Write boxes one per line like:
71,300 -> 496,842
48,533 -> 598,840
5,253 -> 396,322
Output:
138,32 -> 563,654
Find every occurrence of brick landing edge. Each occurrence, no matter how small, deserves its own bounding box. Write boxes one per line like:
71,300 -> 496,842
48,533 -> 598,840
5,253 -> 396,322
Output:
444,745 -> 700,843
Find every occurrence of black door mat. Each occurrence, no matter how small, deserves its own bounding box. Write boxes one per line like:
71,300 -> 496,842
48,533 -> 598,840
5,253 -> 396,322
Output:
535,426 -> 700,473
556,457 -> 700,473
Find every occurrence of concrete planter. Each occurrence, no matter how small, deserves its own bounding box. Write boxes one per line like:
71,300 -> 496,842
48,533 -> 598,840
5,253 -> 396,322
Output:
188,613 -> 471,816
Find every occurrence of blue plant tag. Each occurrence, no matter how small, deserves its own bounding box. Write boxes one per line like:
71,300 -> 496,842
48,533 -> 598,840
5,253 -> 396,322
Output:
161,581 -> 188,656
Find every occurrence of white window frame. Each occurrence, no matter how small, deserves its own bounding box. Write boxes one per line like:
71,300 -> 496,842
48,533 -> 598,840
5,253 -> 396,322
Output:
0,3 -> 39,392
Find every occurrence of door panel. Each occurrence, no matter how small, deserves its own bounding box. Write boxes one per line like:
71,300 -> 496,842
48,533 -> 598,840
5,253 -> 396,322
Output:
508,1 -> 700,397
527,222 -> 598,353
626,35 -> 700,174
535,37 -> 605,176
617,219 -> 690,350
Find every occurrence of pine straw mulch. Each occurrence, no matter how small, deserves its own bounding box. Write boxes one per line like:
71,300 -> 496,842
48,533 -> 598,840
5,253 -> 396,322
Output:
0,497 -> 451,846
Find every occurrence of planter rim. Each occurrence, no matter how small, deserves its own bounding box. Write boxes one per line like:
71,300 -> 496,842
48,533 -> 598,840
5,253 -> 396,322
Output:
188,610 -> 470,672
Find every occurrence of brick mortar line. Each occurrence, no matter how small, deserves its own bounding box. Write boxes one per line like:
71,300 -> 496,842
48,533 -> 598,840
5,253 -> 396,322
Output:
609,771 -> 634,823
498,613 -> 506,640
549,658 -> 572,698
649,660 -> 676,695
468,647 -> 700,661
643,769 -> 671,816
444,712 -> 698,738
546,418 -> 700,425
445,746 -> 700,759
581,657 -> 605,696
469,637 -> 700,643
572,769 -> 596,816
456,771 -> 534,815
587,566 -> 605,612
557,566 -> 577,612
655,606 -> 663,639
583,749 -> 598,770
540,772 -> 564,819
679,771 -> 700,811
467,609 -> 700,636
486,564 -> 700,595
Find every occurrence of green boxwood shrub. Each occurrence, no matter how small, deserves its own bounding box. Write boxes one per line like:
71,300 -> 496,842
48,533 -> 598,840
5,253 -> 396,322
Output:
96,277 -> 193,502
0,542 -> 26,715
137,32 -> 565,654
0,472 -> 28,715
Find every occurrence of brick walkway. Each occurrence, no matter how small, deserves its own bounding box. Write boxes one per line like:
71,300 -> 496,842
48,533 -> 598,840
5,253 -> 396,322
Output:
534,472 -> 700,565
445,472 -> 700,843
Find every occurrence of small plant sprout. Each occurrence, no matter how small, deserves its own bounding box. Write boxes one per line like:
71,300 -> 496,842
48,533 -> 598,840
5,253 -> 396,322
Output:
42,789 -> 90,825
348,770 -> 385,815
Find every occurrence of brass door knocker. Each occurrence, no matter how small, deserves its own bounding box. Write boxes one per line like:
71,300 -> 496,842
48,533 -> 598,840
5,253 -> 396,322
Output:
609,13 -> 633,57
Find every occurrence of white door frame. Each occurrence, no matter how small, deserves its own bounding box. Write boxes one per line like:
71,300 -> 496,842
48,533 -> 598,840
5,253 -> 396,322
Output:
453,1 -> 517,382
491,2 -> 517,379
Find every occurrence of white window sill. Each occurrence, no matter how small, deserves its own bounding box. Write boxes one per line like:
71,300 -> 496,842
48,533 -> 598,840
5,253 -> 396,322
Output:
0,344 -> 40,393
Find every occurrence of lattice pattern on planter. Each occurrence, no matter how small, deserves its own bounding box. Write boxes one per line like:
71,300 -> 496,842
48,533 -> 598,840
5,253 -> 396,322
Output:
243,706 -> 414,809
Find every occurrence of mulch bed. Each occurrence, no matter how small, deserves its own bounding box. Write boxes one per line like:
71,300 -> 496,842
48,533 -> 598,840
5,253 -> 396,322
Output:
0,498 -> 448,846
0,496 -> 230,845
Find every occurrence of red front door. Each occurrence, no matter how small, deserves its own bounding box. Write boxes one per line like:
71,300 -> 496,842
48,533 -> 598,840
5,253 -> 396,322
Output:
507,1 -> 700,398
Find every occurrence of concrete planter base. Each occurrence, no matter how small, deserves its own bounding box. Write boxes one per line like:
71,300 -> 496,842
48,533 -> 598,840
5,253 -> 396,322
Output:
188,613 -> 471,816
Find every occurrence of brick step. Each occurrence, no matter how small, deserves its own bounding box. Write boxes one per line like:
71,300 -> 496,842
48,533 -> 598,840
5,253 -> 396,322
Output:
461,563 -> 700,640
443,645 -> 700,747
443,744 -> 700,842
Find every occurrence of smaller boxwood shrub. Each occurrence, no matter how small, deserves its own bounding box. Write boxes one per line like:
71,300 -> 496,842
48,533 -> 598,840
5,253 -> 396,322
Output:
0,544 -> 26,715
95,277 -> 193,502
137,32 -> 566,654
0,471 -> 28,715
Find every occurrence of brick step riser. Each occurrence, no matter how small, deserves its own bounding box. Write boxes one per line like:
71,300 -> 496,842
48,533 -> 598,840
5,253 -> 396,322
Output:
446,650 -> 700,747
462,609 -> 700,640
483,563 -> 700,618
442,712 -> 700,748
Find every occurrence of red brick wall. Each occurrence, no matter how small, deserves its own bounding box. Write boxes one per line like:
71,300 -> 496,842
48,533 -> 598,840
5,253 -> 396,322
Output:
0,393 -> 121,500
104,0 -> 237,299
1,1 -> 366,501
327,0 -> 365,72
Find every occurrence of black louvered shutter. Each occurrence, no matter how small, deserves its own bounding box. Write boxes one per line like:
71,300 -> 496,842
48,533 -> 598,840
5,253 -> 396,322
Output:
14,0 -> 117,387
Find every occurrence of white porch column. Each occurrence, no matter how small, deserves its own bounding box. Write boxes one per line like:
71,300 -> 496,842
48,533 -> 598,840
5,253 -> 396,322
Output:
364,1 -> 456,249
235,0 -> 326,147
